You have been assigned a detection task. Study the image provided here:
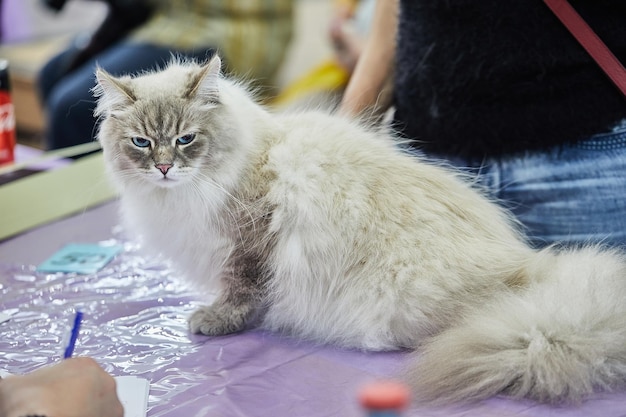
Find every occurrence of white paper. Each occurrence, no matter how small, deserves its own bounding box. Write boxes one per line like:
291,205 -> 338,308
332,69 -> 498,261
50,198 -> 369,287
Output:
115,376 -> 150,417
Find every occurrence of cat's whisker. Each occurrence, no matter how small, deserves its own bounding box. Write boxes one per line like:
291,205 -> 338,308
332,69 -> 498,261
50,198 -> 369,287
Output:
195,172 -> 257,227
193,172 -> 259,245
187,180 -> 226,232
185,177 -> 246,252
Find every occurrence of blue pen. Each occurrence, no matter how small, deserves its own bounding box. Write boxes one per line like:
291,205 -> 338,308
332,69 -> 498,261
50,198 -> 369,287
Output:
63,311 -> 83,359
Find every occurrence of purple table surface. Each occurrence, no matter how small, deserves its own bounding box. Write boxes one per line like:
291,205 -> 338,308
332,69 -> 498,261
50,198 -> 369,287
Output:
13,144 -> 72,171
1,201 -> 625,417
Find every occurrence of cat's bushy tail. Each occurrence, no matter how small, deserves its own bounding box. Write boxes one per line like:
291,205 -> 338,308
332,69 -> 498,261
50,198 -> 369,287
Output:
406,245 -> 626,405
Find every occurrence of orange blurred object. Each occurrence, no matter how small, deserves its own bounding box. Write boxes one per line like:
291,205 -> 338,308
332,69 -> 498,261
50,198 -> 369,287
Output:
358,380 -> 411,411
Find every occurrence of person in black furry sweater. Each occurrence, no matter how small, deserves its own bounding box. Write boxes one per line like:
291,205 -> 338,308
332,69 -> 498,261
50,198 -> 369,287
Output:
341,0 -> 626,248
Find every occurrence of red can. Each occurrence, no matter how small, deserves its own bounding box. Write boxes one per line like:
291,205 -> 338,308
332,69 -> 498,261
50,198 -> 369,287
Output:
0,60 -> 16,166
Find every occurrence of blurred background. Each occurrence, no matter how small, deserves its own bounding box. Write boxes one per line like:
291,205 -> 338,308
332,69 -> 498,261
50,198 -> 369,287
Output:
0,0 -> 337,150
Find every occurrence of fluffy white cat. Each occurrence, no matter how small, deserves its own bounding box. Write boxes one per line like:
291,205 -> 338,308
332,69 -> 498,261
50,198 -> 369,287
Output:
93,55 -> 626,405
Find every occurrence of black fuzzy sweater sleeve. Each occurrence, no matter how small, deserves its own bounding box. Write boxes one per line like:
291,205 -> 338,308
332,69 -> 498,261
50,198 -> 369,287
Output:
393,0 -> 626,158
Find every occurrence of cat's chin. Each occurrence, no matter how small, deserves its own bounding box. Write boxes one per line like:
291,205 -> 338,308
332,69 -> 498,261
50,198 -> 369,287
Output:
151,177 -> 183,189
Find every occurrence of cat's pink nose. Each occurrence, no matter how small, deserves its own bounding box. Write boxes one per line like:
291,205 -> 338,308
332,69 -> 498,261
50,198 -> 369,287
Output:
156,164 -> 173,175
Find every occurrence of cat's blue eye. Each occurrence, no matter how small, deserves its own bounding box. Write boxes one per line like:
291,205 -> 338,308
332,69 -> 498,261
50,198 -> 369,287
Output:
132,137 -> 151,148
176,134 -> 196,146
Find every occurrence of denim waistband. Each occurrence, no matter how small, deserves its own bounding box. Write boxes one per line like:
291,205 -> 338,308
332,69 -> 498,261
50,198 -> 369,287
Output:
573,129 -> 626,150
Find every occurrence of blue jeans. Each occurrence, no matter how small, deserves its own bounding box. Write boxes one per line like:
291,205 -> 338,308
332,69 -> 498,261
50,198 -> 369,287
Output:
434,127 -> 626,249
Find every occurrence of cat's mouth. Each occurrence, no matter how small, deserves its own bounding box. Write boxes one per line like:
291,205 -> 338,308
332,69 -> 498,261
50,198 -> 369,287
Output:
159,176 -> 177,183
152,174 -> 179,188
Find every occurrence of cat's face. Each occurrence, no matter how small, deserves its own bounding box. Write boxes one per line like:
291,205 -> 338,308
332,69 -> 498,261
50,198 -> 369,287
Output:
94,56 -> 227,190
101,95 -> 213,189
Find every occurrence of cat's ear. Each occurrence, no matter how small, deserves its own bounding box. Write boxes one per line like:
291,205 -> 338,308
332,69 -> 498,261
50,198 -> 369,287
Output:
185,54 -> 222,103
93,67 -> 136,115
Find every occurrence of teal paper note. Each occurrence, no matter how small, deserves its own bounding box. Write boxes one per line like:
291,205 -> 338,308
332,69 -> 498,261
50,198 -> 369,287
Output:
37,243 -> 123,274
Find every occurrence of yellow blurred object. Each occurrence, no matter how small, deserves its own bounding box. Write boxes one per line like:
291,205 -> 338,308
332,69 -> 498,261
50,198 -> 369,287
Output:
335,0 -> 359,11
270,60 -> 350,107
269,0 -> 362,108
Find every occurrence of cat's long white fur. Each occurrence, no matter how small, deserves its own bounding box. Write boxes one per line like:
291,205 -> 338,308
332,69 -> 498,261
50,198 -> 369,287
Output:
94,55 -> 626,405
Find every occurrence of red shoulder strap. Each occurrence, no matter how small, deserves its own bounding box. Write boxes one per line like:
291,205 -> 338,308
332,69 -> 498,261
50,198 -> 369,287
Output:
544,0 -> 626,97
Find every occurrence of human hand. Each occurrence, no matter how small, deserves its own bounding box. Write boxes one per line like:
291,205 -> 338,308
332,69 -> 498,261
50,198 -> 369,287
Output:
329,18 -> 365,73
328,2 -> 364,73
0,357 -> 123,417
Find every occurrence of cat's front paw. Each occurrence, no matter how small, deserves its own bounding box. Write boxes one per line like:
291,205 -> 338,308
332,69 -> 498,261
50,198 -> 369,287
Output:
188,305 -> 247,336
